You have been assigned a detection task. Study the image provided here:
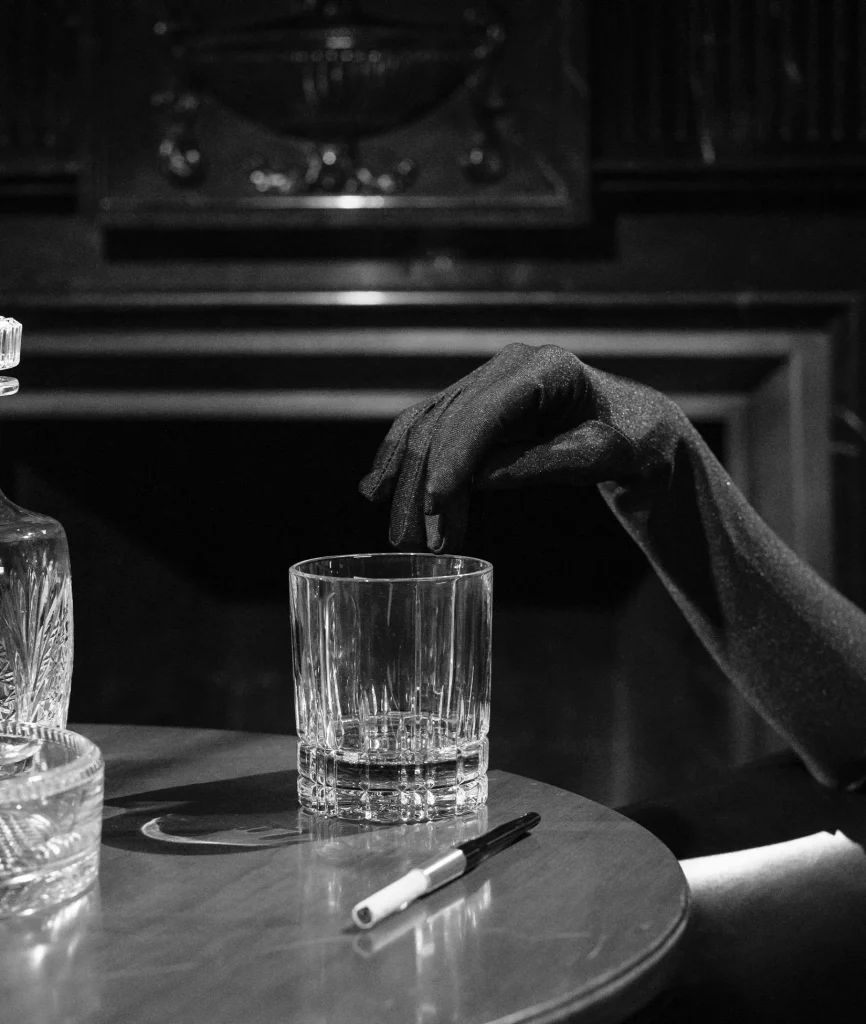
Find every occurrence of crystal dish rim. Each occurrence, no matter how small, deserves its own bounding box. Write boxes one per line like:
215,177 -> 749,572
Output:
0,724 -> 103,802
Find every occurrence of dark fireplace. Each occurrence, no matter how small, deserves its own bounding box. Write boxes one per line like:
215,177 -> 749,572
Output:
0,321 -> 837,806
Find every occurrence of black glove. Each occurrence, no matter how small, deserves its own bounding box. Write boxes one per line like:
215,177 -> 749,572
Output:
359,342 -> 685,552
360,343 -> 866,790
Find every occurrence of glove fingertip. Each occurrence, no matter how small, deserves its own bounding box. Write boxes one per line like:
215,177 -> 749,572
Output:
388,496 -> 428,551
388,518 -> 413,552
424,513 -> 448,554
424,490 -> 470,553
358,470 -> 391,503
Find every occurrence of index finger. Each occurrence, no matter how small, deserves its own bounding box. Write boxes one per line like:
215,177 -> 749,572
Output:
358,397 -> 437,503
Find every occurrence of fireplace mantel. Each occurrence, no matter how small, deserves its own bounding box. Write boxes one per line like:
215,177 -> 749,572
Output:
0,308 -> 858,804
2,320 -> 837,581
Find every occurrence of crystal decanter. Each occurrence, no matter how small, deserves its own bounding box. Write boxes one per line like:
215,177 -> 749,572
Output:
0,318 -> 73,726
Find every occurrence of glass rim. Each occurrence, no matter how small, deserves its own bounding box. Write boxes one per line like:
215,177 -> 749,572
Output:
0,723 -> 103,802
289,551 -> 493,583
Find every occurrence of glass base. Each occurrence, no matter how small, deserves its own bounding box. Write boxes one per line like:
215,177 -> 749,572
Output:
298,740 -> 488,823
0,846 -> 100,918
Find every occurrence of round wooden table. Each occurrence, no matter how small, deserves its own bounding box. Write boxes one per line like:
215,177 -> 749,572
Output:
0,725 -> 689,1024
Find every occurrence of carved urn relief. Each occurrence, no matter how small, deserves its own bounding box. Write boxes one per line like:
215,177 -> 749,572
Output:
93,0 -> 589,226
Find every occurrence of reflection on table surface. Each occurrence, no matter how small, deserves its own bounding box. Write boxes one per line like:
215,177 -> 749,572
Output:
10,724 -> 866,1023
0,888 -> 101,1024
0,724 -> 689,1024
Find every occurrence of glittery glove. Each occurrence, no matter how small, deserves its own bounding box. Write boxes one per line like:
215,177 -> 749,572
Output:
360,342 -> 866,789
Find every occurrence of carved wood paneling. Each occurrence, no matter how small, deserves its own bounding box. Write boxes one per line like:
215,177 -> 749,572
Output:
593,0 -> 866,176
0,1 -> 83,187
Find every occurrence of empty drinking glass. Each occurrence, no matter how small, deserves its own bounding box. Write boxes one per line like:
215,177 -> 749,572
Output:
290,553 -> 493,822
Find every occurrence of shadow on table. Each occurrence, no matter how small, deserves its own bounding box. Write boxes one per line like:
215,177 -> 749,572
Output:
617,749 -> 866,858
101,770 -> 391,856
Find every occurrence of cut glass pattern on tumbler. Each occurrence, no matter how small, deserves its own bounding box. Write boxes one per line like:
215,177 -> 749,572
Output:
0,318 -> 20,397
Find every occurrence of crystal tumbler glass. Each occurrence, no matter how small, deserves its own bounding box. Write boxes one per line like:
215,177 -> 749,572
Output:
290,553 -> 493,822
0,724 -> 103,916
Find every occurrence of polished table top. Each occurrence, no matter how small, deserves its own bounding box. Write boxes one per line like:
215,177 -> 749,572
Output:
0,725 -> 689,1024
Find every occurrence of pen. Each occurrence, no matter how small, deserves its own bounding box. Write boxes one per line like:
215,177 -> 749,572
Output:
351,811 -> 541,929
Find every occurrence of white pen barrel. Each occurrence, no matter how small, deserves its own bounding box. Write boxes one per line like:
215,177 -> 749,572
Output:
352,869 -> 429,929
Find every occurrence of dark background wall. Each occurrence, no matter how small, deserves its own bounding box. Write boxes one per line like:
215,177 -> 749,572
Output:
2,0 -> 866,805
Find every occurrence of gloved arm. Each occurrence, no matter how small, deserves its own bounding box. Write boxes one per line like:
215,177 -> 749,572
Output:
359,343 -> 866,790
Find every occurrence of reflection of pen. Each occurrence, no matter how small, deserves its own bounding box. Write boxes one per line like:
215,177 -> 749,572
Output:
351,812 -> 541,929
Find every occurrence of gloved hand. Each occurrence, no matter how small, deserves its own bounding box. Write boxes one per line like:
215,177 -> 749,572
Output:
359,342 -> 689,553
360,343 -> 866,791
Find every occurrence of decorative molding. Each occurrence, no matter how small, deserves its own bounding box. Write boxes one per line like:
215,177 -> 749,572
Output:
0,389 -> 428,419
19,327 -> 810,357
